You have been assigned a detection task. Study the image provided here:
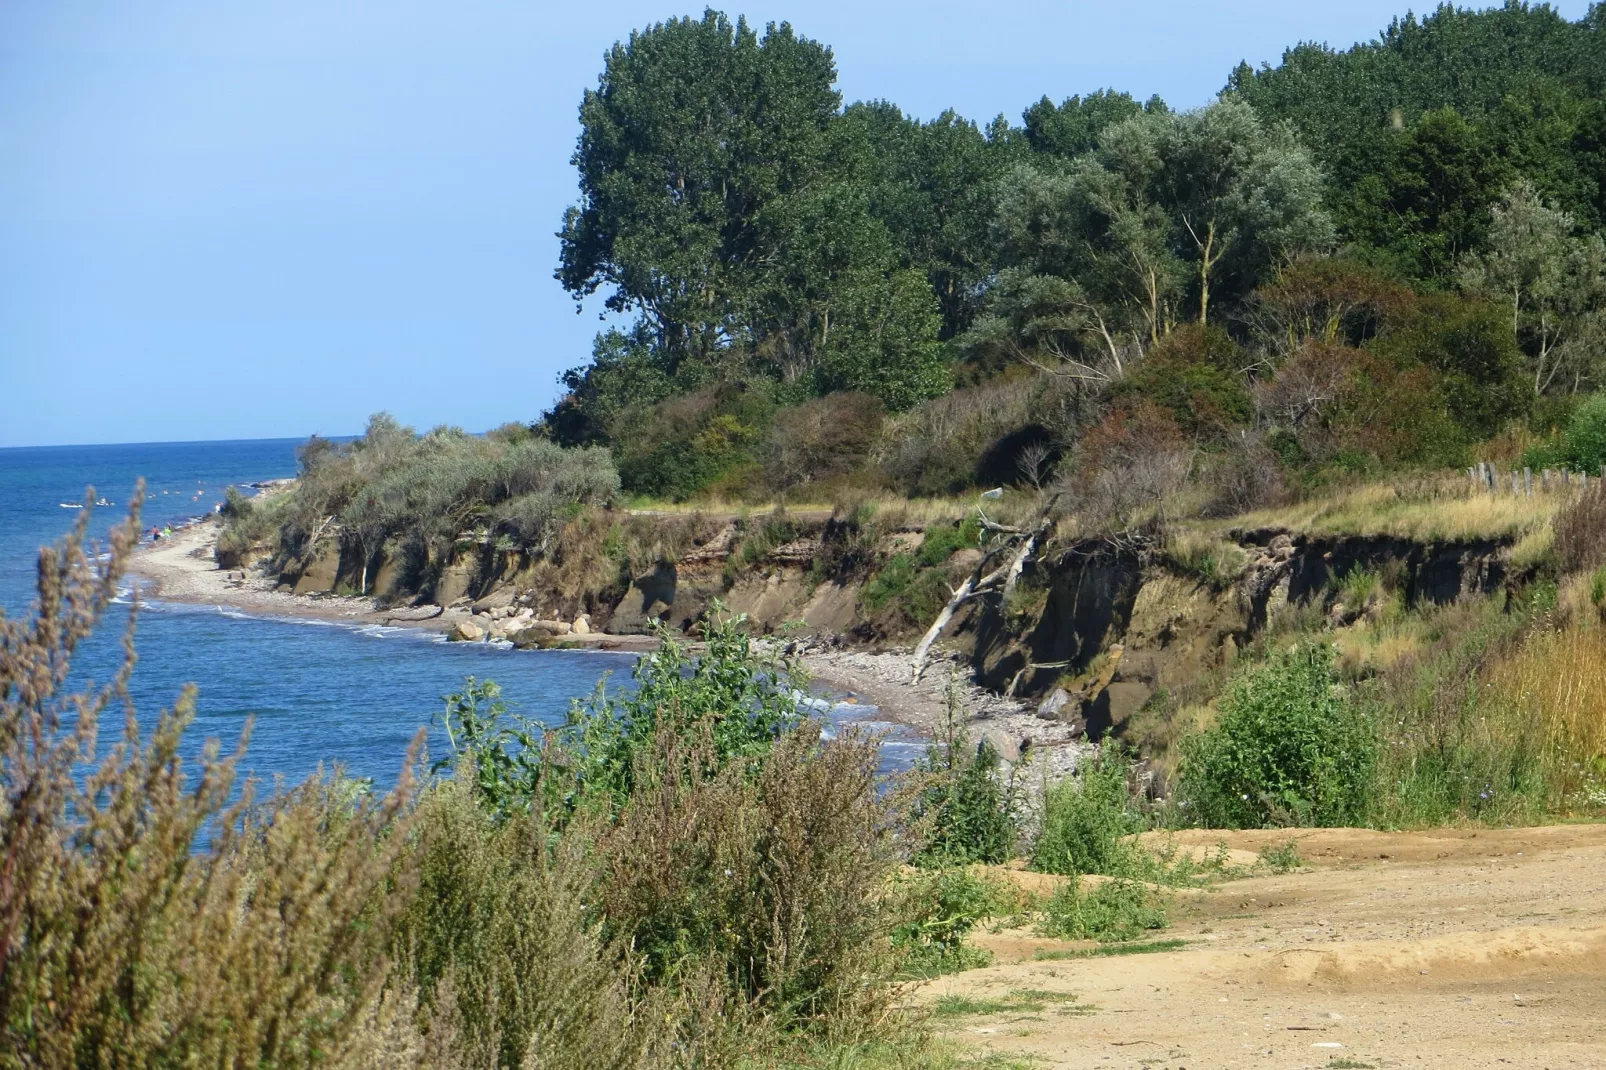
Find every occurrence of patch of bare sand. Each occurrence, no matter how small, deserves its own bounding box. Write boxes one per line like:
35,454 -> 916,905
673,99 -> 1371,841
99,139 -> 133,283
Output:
919,824 -> 1606,1068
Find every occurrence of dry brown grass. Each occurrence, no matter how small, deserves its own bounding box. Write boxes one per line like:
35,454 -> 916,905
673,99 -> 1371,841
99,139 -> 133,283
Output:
1485,627 -> 1606,807
1214,474 -> 1561,543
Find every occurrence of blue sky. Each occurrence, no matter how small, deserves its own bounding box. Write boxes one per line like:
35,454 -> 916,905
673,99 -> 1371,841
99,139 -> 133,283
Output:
0,1 -> 1592,447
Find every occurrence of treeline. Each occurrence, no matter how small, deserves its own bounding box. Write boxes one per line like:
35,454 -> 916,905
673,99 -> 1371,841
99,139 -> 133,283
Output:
543,3 -> 1606,509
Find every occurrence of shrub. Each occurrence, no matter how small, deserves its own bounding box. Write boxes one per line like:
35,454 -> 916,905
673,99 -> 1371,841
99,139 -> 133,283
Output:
910,692 -> 1017,866
763,392 -> 885,493
1031,742 -> 1146,877
6,504 -> 922,1067
0,493 -> 426,1067
878,375 -> 1039,496
242,413 -> 619,589
1523,394 -> 1606,476
1056,400 -> 1191,542
1038,877 -> 1169,943
394,783 -> 658,1070
890,869 -> 1006,978
559,606 -> 805,807
592,718 -> 901,1025
1176,643 -> 1376,828
614,384 -> 775,500
1110,324 -> 1253,442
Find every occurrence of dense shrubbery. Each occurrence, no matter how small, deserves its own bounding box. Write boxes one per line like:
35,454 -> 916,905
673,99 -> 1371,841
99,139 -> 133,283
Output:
223,414 -> 618,591
3,507 -> 918,1068
1177,644 -> 1375,828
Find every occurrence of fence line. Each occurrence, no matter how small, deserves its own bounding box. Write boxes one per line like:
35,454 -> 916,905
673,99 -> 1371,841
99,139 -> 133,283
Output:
1468,461 -> 1606,496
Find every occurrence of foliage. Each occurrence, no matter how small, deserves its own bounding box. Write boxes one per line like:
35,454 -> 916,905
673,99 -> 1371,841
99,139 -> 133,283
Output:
0,493 -> 425,1068
890,869 -> 1002,978
2,505 -> 925,1068
559,606 -> 805,806
245,413 -> 618,594
1037,877 -> 1169,943
764,392 -> 885,493
1460,181 -> 1606,394
1031,742 -> 1147,877
1257,838 -> 1302,874
910,686 -> 1016,866
1524,393 -> 1606,475
542,4 -> 1606,519
1176,643 -> 1376,828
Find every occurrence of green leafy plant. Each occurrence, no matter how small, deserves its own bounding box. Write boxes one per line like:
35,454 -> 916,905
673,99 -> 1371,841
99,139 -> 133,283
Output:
1032,741 -> 1146,877
1177,643 -> 1376,828
1258,837 -> 1303,874
891,869 -> 1003,978
911,685 -> 1017,866
1037,877 -> 1169,943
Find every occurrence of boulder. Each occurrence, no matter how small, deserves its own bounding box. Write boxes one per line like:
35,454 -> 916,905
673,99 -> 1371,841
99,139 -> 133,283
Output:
470,588 -> 516,614
529,619 -> 572,635
572,614 -> 591,636
448,619 -> 485,643
979,728 -> 1022,763
387,604 -> 444,622
1036,688 -> 1075,721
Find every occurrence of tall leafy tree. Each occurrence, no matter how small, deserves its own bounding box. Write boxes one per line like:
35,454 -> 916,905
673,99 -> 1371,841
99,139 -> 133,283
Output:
984,98 -> 1329,373
557,11 -> 840,374
839,102 -> 1016,339
1021,89 -> 1164,158
1460,181 -> 1606,392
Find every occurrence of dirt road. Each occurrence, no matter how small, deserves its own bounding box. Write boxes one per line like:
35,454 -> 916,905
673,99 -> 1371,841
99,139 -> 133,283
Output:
920,825 -> 1606,1069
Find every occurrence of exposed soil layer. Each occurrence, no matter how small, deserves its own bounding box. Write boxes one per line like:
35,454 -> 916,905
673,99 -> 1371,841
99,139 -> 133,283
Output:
919,825 -> 1606,1069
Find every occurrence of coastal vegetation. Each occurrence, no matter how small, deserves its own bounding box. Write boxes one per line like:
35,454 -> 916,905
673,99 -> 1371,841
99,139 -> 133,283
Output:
28,4 -> 1606,1061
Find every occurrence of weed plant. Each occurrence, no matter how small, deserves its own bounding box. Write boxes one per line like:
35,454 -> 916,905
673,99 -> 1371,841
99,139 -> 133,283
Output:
1037,878 -> 1170,943
1176,643 -> 1375,828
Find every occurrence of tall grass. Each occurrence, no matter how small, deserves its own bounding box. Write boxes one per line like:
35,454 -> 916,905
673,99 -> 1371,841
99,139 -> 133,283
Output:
1483,627 -> 1606,808
2,501 -> 941,1068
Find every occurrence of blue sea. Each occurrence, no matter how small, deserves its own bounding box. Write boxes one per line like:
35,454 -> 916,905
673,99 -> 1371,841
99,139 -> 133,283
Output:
0,439 -> 913,791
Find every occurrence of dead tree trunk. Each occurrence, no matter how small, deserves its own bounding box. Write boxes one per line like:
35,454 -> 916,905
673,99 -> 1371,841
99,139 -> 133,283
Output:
909,515 -> 1052,684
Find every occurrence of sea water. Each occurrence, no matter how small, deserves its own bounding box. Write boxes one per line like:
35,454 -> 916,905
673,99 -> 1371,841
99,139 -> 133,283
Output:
0,439 -> 917,790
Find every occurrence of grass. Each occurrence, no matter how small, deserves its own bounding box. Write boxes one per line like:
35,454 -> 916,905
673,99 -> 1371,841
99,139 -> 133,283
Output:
753,1036 -> 1042,1069
1212,475 -> 1559,543
1032,938 -> 1187,960
1257,838 -> 1302,873
932,990 -> 1092,1018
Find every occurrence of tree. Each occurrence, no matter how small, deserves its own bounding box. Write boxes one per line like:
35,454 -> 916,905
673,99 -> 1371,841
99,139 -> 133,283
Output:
814,267 -> 949,411
557,11 -> 840,374
986,98 -> 1330,371
836,103 -> 1021,340
1021,89 -> 1163,159
1159,97 -> 1333,324
1460,181 -> 1606,393
1344,109 -> 1509,282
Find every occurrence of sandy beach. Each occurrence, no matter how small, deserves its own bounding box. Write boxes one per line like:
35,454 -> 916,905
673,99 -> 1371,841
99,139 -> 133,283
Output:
125,517 -> 1085,769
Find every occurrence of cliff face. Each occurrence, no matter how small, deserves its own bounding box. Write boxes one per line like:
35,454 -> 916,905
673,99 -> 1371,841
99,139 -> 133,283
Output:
271,511 -> 1520,718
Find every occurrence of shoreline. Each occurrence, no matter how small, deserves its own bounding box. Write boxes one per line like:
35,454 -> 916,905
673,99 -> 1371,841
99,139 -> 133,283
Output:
127,518 -> 1088,772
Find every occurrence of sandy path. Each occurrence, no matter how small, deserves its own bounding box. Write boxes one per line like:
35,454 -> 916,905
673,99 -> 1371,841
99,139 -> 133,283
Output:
920,825 -> 1606,1068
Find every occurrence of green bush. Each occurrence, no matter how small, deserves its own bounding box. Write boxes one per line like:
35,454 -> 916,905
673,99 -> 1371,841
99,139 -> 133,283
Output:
1038,877 -> 1169,943
1176,643 -> 1376,828
910,695 -> 1017,866
559,605 -> 805,807
1522,394 -> 1606,475
890,869 -> 1003,978
1031,742 -> 1146,877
